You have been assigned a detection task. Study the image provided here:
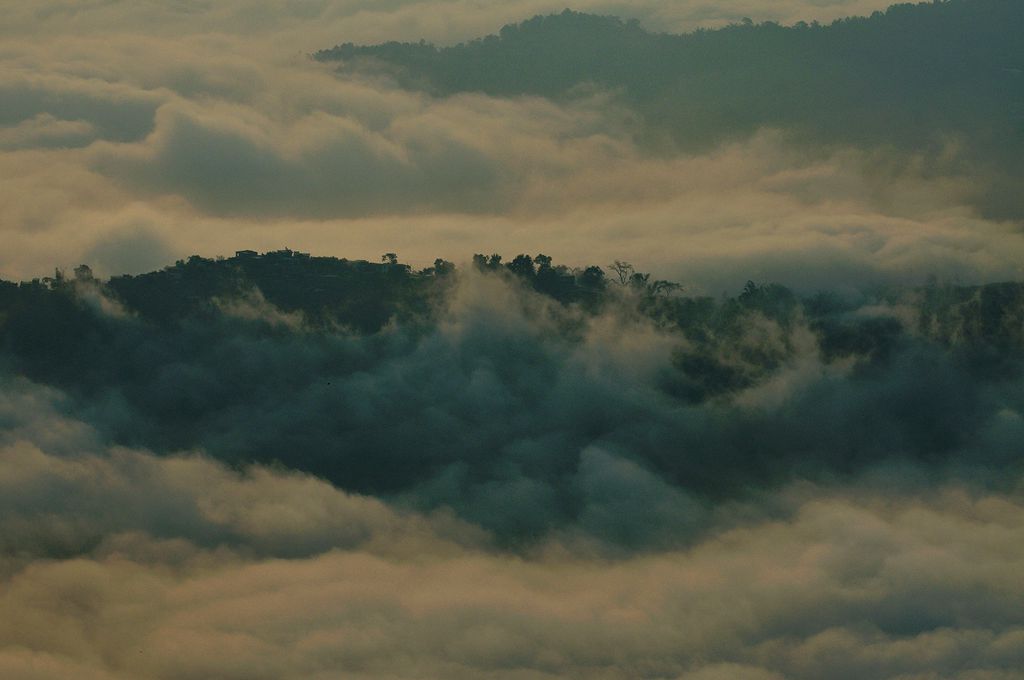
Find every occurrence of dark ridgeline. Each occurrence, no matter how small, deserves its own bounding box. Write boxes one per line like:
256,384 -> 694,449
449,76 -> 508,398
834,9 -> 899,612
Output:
106,249 -> 440,331
316,0 -> 1024,219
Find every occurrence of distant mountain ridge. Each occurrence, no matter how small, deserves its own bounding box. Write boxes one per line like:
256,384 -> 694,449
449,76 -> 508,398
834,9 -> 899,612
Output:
317,0 -> 1024,217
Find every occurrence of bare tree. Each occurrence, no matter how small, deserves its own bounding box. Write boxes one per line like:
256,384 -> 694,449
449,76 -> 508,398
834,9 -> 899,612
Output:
609,260 -> 634,285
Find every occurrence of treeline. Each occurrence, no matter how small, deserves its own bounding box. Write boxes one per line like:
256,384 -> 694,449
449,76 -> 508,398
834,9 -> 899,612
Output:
0,250 -> 681,332
2,250 -> 1023,394
317,0 -> 1024,218
4,249 -> 1024,351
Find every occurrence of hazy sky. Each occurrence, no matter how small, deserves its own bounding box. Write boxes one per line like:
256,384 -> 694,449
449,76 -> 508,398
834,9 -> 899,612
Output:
4,0 -> 1023,292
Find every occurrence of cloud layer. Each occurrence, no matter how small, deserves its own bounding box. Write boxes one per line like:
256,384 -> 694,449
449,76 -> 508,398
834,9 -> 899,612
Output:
2,1 -> 1023,290
1,376 -> 1023,679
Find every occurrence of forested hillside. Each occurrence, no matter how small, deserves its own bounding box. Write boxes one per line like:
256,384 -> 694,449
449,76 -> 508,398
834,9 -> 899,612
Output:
3,251 -> 1023,544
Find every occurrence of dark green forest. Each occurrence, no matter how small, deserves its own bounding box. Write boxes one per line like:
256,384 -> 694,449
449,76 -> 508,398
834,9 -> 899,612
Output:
2,251 -> 1023,545
317,0 -> 1024,218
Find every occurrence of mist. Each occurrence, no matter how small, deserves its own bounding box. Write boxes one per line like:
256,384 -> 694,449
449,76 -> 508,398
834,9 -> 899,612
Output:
3,1 -> 1024,677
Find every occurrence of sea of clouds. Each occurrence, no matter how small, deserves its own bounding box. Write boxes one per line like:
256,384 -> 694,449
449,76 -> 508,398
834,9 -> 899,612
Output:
3,2 -> 1024,678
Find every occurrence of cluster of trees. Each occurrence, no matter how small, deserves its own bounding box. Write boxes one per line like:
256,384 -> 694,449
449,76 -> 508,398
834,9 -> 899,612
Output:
469,252 -> 686,310
101,250 -> 452,331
